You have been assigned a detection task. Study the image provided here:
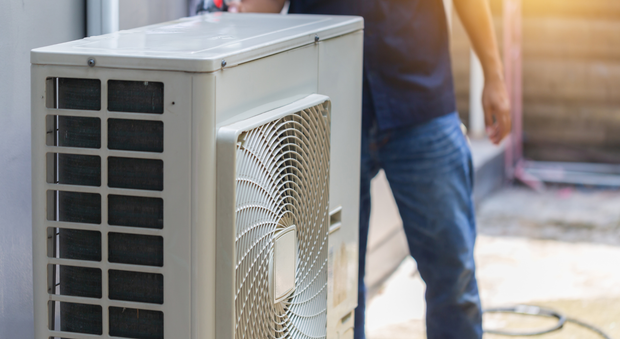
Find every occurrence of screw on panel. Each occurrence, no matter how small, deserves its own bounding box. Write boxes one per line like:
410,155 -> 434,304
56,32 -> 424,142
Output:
221,60 -> 227,67
87,58 -> 96,67
314,35 -> 320,42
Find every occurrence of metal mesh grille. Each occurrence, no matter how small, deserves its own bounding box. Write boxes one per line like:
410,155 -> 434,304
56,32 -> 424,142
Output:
234,103 -> 330,339
43,77 -> 165,338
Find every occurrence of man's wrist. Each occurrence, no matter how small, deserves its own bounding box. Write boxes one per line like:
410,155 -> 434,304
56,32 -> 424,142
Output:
483,66 -> 504,85
481,57 -> 504,85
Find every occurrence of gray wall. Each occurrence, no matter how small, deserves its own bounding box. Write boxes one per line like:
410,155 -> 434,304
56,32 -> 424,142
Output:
0,2 -> 85,338
120,0 -> 189,30
0,1 -> 189,337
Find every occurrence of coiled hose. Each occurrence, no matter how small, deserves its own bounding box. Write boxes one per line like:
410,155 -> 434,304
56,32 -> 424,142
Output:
483,305 -> 612,339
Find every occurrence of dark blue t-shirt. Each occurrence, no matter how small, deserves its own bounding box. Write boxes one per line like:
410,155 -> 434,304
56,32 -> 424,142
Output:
289,0 -> 456,131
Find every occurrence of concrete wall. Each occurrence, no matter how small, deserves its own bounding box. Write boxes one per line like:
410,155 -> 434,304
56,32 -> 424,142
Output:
0,2 -> 85,338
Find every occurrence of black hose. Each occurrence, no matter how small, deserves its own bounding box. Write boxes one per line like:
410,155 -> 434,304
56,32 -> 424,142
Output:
483,305 -> 613,339
566,316 -> 613,339
483,305 -> 566,336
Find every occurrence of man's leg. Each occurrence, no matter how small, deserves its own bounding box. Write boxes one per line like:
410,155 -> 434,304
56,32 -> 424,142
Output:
380,113 -> 482,339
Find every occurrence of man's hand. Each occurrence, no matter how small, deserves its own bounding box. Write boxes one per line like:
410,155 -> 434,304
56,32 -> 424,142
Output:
483,75 -> 511,145
227,0 -> 285,13
227,1 -> 242,12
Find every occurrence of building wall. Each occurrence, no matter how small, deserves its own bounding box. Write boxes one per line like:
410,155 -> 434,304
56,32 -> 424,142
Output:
519,0 -> 620,163
0,2 -> 85,338
451,0 -> 620,163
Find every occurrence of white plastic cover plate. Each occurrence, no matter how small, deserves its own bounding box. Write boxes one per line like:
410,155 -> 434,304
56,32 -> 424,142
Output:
272,225 -> 297,304
31,13 -> 363,72
217,95 -> 331,339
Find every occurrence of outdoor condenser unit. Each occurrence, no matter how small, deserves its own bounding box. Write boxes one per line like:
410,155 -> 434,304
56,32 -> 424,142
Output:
31,13 -> 363,339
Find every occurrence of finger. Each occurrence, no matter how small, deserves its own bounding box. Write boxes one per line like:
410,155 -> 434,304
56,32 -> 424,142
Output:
486,125 -> 498,140
497,109 -> 511,142
483,99 -> 500,142
486,123 -> 500,145
493,119 -> 504,144
227,1 -> 242,12
487,118 -> 499,136
494,119 -> 504,143
484,107 -> 494,131
491,133 -> 500,145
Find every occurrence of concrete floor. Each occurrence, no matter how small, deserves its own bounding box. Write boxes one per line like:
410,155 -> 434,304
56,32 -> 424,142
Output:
366,186 -> 620,339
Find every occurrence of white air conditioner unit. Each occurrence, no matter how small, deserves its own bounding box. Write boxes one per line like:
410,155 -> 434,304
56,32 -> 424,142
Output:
31,13 -> 363,339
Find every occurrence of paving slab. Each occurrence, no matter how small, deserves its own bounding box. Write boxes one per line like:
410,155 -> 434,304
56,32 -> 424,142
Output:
477,186 -> 620,246
366,187 -> 620,339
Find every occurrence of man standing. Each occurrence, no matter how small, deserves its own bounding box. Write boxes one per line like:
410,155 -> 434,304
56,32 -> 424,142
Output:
229,0 -> 511,338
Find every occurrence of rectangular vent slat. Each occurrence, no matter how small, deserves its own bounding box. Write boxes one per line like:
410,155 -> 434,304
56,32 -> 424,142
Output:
58,116 -> 101,148
47,116 -> 101,149
108,119 -> 163,153
53,302 -> 102,335
108,270 -> 164,304
47,153 -> 101,186
109,306 -> 164,339
108,157 -> 163,191
46,78 -> 101,111
48,191 -> 101,224
54,228 -> 102,261
108,80 -> 164,114
50,265 -> 102,299
108,233 -> 163,267
108,195 -> 163,229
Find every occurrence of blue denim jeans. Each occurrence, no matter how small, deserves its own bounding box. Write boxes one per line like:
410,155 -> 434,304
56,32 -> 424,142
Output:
355,113 -> 482,339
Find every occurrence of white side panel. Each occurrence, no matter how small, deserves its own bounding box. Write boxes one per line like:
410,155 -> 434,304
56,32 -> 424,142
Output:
31,65 -> 192,339
318,31 -> 364,338
31,66 -> 46,339
191,73 -> 217,339
215,43 -> 319,128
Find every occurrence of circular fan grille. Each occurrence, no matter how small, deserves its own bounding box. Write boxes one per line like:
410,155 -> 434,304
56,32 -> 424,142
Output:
234,104 -> 330,339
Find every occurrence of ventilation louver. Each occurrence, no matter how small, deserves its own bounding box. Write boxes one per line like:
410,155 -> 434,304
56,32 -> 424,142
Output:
219,100 -> 331,339
42,78 -> 166,339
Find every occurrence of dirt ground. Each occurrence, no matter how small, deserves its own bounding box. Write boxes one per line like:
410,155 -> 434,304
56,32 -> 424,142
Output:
366,186 -> 620,339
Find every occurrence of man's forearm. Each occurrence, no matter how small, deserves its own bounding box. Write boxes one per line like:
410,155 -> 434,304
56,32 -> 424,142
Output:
454,0 -> 511,144
453,0 -> 503,82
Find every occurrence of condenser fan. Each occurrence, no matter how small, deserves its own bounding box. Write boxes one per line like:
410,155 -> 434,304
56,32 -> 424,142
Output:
233,103 -> 331,339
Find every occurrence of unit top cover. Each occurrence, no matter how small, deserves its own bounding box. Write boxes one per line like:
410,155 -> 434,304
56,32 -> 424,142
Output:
31,13 -> 363,73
